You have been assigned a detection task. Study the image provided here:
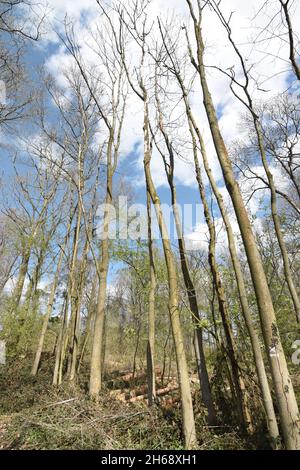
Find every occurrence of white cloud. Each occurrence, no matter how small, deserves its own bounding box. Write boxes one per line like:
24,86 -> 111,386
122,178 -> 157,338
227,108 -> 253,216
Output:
40,0 -> 300,215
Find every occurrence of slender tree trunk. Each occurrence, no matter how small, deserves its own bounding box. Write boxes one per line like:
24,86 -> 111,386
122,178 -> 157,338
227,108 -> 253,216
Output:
76,174 -> 100,375
146,191 -> 156,406
69,237 -> 90,381
202,136 -> 279,444
132,302 -> 142,379
89,134 -> 114,398
154,80 -> 217,425
192,126 -> 252,432
59,315 -> 70,385
161,324 -> 171,386
77,287 -> 96,374
31,248 -> 64,376
53,292 -> 68,386
67,195 -> 83,381
23,250 -> 45,310
143,91 -> 197,448
178,82 -> 279,444
12,247 -> 31,311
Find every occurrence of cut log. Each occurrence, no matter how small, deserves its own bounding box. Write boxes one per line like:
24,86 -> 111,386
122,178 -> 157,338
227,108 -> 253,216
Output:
128,384 -> 179,403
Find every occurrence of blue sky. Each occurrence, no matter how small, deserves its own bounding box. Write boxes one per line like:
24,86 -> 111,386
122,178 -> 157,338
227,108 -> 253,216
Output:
2,0 -> 300,293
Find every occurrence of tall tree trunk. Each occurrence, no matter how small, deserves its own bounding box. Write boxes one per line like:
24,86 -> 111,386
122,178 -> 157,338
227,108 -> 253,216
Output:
177,78 -> 279,444
53,291 -> 69,386
66,203 -> 82,381
154,84 -> 217,425
31,247 -> 65,376
191,123 -> 252,432
200,130 -> 279,444
77,277 -> 97,374
186,1 -> 300,448
146,191 -> 157,406
69,234 -> 90,382
89,134 -> 114,398
143,90 -> 197,448
67,154 -> 84,380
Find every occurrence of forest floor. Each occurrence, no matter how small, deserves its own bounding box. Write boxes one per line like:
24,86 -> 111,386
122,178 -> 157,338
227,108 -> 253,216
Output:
0,355 -> 275,450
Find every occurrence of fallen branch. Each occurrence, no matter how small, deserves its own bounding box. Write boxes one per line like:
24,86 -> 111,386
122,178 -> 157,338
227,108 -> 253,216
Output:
128,384 -> 179,403
45,398 -> 78,408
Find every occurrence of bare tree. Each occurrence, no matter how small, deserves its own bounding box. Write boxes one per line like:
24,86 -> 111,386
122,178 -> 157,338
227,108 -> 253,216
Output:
102,0 -> 198,448
185,0 -> 300,449
210,0 -> 300,325
279,0 -> 300,81
57,17 -> 127,396
152,58 -> 217,426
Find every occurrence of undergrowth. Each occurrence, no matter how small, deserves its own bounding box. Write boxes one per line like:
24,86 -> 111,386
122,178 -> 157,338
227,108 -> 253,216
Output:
0,356 -> 269,450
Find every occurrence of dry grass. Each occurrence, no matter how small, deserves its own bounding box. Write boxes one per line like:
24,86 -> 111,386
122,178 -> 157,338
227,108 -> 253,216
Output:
0,355 -> 259,450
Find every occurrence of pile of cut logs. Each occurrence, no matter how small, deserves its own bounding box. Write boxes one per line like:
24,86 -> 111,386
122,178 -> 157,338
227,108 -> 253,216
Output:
108,369 -> 199,404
